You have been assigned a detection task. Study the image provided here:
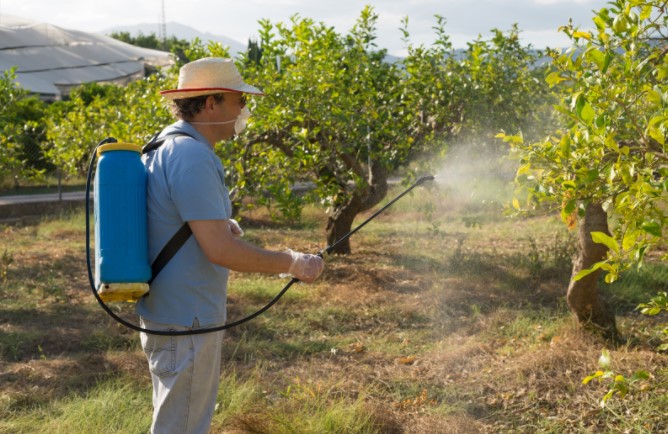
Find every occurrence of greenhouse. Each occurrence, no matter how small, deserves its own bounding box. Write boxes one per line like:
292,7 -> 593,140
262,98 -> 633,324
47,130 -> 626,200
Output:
0,14 -> 172,101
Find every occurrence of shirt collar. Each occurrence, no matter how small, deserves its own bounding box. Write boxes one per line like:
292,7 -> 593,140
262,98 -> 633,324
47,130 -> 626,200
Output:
161,120 -> 212,148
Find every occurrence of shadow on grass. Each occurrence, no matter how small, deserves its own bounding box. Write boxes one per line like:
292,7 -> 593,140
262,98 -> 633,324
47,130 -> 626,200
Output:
0,302 -> 142,415
4,250 -> 91,300
0,303 -> 137,363
1,247 -> 139,363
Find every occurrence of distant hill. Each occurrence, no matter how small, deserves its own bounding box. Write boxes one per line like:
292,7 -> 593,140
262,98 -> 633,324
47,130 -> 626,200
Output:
100,22 -> 246,56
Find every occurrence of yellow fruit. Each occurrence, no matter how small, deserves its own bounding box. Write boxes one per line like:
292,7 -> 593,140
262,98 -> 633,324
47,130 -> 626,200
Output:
613,14 -> 629,33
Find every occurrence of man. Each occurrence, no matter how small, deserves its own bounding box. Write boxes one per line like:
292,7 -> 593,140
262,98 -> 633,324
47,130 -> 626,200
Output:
137,57 -> 324,434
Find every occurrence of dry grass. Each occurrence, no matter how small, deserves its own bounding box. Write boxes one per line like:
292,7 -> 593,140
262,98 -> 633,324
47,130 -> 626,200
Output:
1,199 -> 667,433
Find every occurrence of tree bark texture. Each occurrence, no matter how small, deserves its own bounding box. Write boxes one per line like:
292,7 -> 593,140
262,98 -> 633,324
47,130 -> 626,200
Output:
325,161 -> 389,254
566,202 -> 620,342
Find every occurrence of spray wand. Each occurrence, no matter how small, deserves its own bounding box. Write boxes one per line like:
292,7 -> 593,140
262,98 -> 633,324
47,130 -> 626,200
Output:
321,175 -> 435,256
86,163 -> 434,335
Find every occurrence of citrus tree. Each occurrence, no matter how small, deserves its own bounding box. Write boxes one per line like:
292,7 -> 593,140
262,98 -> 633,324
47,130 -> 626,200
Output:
234,8 -> 473,252
42,7 -> 555,257
45,75 -> 174,175
223,8 -> 554,252
456,24 -> 557,144
503,0 -> 667,340
0,69 -> 30,184
44,39 -> 235,183
0,68 -> 51,186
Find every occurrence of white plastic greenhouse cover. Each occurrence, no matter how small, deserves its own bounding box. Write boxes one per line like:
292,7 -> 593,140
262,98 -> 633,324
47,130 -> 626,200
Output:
0,14 -> 173,101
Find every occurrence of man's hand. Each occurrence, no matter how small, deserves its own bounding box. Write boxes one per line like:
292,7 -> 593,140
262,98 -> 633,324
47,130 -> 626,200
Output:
286,250 -> 325,283
228,219 -> 244,237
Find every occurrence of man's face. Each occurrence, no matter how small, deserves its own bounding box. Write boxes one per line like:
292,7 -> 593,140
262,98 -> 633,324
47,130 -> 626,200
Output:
212,93 -> 247,140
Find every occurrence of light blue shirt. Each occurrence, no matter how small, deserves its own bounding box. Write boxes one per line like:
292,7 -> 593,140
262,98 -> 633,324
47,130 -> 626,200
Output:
136,120 -> 232,327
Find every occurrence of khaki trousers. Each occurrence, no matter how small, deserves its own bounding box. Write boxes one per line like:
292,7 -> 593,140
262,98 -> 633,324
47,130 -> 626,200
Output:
140,318 -> 225,434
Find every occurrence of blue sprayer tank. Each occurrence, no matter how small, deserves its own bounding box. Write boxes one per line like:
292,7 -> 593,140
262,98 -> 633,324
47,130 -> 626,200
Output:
94,142 -> 151,302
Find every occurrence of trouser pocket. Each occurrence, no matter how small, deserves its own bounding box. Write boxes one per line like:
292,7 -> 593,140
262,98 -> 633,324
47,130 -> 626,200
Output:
141,329 -> 177,378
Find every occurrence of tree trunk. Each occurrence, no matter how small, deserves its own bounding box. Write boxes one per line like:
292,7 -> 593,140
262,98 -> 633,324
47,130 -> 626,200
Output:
566,202 -> 620,342
325,161 -> 389,255
326,193 -> 363,255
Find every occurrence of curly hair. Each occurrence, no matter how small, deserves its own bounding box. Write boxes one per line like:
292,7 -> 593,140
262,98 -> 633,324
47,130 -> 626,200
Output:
171,93 -> 225,121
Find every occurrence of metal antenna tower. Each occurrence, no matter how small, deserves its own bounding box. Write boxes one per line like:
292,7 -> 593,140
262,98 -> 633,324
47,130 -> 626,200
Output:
159,0 -> 167,48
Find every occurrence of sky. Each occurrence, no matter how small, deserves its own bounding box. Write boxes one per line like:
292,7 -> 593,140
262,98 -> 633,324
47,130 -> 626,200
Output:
1,0 -> 609,55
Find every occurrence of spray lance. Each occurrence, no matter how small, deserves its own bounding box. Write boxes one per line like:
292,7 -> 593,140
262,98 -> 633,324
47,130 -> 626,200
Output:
85,137 -> 434,335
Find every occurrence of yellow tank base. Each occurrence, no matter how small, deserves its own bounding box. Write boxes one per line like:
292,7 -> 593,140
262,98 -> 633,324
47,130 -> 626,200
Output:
98,282 -> 150,302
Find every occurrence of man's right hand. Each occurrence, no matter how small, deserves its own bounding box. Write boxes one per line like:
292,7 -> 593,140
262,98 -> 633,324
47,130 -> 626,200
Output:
286,250 -> 325,283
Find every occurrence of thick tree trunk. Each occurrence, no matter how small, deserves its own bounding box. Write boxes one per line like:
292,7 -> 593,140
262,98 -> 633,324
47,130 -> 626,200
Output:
325,162 -> 389,255
326,194 -> 363,255
567,202 -> 620,342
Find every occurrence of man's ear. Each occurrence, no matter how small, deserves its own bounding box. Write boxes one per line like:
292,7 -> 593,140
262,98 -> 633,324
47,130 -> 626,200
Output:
206,95 -> 218,112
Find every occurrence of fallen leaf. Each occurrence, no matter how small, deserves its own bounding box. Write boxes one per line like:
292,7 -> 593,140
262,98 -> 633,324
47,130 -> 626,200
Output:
396,356 -> 417,365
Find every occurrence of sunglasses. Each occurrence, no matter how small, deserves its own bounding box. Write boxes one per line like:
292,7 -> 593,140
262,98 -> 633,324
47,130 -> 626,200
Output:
240,94 -> 247,108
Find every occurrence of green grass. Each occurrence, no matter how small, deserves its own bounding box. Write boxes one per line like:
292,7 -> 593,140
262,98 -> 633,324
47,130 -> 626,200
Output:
606,263 -> 668,311
259,378 -> 377,434
1,201 -> 668,433
0,380 -> 152,434
211,368 -> 266,427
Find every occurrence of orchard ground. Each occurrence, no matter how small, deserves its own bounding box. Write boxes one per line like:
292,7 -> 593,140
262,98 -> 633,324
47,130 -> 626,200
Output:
1,184 -> 667,433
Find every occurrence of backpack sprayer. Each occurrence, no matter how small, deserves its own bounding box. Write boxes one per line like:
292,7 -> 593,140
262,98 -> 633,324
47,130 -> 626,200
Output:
85,136 -> 434,336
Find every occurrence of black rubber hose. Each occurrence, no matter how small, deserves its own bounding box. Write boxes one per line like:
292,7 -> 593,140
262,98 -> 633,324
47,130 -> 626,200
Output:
85,138 -> 298,335
86,137 -> 433,335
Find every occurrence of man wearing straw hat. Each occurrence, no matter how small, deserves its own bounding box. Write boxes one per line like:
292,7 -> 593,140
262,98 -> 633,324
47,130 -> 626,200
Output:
137,57 -> 325,434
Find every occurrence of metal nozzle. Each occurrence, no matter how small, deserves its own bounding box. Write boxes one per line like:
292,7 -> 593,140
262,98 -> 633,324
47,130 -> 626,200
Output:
415,175 -> 435,186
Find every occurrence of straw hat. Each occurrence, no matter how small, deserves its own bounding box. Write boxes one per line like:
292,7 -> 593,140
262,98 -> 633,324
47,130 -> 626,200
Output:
160,57 -> 264,100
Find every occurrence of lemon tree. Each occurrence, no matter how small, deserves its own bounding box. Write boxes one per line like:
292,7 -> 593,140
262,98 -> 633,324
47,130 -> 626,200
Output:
504,0 -> 667,339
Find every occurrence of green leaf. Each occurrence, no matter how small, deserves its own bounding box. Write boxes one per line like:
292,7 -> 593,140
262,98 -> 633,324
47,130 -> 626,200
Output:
648,127 -> 665,146
591,231 -> 619,254
559,136 -> 571,157
582,370 -> 604,384
585,169 -> 599,183
641,306 -> 662,316
546,71 -> 566,86
560,199 -> 577,224
619,163 -> 633,185
573,262 -> 602,281
641,221 -> 662,237
604,271 -> 618,284
588,49 -> 606,71
593,15 -> 607,31
640,5 -> 652,20
631,370 -> 650,381
602,52 -> 613,74
561,180 -> 577,190
622,229 -> 639,252
575,94 -> 595,124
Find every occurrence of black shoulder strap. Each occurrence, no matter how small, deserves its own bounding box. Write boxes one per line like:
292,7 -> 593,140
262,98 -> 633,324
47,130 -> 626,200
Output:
148,222 -> 192,285
142,132 -> 195,155
143,131 -> 196,284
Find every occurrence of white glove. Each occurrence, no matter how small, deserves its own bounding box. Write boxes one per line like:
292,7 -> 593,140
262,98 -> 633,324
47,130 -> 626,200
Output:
286,249 -> 325,283
228,219 -> 244,237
